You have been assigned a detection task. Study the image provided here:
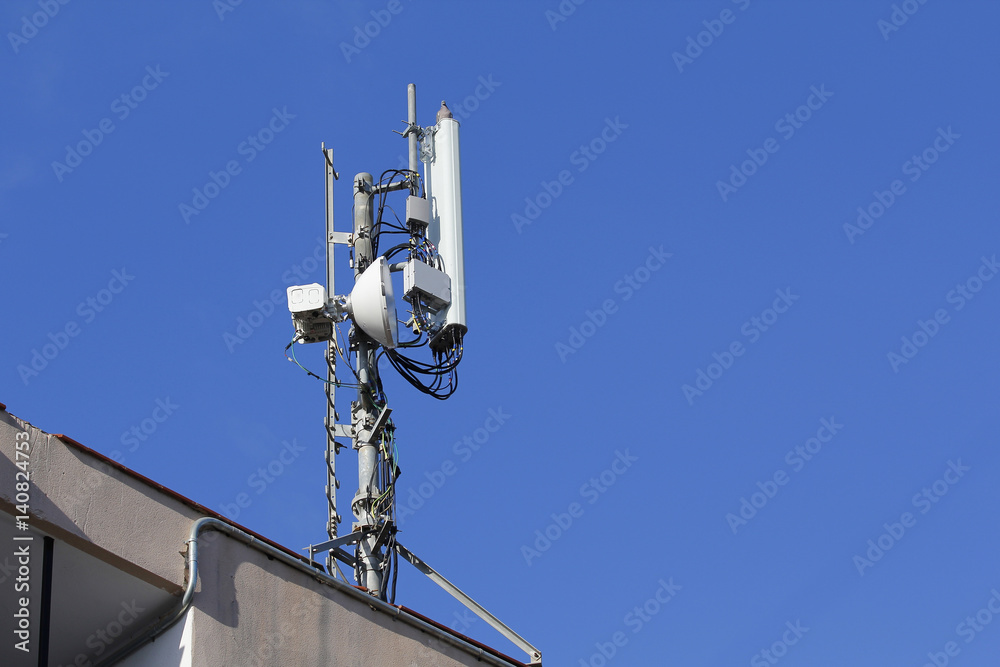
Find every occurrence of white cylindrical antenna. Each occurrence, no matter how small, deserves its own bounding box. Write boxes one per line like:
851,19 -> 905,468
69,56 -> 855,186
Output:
426,115 -> 467,341
407,84 -> 419,178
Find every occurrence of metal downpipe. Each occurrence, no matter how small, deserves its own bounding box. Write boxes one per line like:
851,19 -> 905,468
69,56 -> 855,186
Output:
96,517 -> 532,667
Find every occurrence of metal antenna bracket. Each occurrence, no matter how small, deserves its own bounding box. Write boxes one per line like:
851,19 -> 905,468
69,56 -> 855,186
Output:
394,542 -> 542,666
419,126 -> 436,164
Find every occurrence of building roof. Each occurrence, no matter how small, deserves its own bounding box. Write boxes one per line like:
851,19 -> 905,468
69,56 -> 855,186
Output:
0,402 -> 532,667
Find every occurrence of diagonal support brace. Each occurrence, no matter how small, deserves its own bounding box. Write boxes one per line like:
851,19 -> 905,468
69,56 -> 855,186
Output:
394,542 -> 542,665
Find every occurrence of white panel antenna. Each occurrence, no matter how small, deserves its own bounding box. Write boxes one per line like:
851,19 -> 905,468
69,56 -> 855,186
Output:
424,116 -> 467,348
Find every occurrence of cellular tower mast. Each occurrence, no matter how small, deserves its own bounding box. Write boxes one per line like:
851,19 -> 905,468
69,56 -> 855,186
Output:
284,84 -> 540,665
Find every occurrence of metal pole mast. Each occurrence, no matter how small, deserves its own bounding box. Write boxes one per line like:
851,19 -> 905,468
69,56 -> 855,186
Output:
351,171 -> 382,593
322,144 -> 341,575
294,86 -> 542,665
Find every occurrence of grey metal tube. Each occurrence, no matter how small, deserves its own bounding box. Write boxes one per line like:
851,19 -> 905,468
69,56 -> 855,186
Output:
396,543 -> 541,663
98,517 -> 526,667
351,171 -> 381,593
372,179 -> 412,195
353,172 -> 374,277
97,516 -> 216,665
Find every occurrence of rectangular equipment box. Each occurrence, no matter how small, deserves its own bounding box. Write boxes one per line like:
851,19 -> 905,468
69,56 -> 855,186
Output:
286,283 -> 326,313
406,195 -> 430,230
403,259 -> 451,312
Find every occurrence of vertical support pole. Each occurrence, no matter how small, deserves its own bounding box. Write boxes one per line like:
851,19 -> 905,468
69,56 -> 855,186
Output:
38,535 -> 53,666
351,171 -> 382,594
407,83 -> 418,187
322,143 -> 341,575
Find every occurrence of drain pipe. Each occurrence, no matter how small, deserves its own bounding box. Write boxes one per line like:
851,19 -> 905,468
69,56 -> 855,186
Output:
96,516 -> 219,665
97,517 -> 531,667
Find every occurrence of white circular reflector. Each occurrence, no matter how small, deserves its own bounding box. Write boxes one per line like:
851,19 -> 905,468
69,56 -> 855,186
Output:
348,257 -> 398,349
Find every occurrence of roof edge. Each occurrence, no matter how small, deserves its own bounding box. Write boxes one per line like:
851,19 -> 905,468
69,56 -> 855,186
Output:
52,432 -> 320,572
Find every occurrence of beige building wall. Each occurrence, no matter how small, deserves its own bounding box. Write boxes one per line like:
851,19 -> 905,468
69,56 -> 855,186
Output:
0,405 -> 527,667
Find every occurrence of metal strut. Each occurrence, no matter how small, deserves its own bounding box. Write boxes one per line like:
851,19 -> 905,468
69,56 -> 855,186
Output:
305,533 -> 542,665
394,542 -> 543,665
323,143 -> 343,576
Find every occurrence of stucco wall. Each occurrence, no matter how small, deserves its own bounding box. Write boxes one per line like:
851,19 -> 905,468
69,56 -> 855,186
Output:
0,406 -> 521,667
190,532 -> 498,666
0,410 -> 189,596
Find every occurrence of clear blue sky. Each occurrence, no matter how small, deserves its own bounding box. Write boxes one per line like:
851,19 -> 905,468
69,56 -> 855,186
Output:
3,1 -> 1000,664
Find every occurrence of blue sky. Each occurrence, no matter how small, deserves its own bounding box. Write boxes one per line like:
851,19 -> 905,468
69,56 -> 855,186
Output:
3,1 -> 1000,664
